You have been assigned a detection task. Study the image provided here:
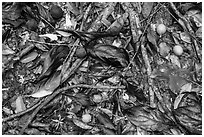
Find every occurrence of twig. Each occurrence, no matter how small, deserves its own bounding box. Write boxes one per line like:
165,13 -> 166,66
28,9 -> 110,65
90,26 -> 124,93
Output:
125,3 -> 164,70
39,15 -> 55,30
27,39 -> 68,46
141,40 -> 156,108
62,58 -> 85,83
80,3 -> 92,31
3,99 -> 43,122
88,2 -> 116,32
61,39 -> 80,79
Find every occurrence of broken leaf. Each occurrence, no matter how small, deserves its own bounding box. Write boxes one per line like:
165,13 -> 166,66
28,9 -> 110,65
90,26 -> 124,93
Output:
3,107 -> 13,115
2,44 -> 15,55
195,27 -> 202,39
20,51 -> 38,63
39,34 -> 58,41
174,93 -> 185,109
180,32 -> 191,43
15,96 -> 26,113
180,83 -> 192,93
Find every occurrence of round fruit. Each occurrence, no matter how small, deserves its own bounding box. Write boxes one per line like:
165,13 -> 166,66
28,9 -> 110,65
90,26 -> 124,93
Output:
156,24 -> 167,35
50,5 -> 64,20
93,94 -> 102,103
26,19 -> 38,31
173,45 -> 183,56
159,42 -> 170,57
75,46 -> 87,58
82,113 -> 92,123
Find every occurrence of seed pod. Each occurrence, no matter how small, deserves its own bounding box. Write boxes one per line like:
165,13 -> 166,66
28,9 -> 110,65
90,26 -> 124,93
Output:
87,44 -> 129,68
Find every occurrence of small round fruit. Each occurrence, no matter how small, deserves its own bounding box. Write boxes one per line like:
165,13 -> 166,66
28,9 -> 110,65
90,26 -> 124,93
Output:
156,24 -> 167,35
50,5 -> 64,20
93,94 -> 102,103
159,42 -> 170,57
26,19 -> 38,31
173,45 -> 183,56
82,113 -> 92,123
75,46 -> 87,58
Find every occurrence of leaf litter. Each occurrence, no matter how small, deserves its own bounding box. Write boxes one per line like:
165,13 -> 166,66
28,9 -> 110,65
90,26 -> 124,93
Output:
2,2 -> 202,135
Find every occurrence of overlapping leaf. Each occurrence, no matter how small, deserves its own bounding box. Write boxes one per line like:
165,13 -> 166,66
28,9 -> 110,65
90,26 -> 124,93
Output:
87,44 -> 129,68
126,105 -> 173,132
173,93 -> 202,134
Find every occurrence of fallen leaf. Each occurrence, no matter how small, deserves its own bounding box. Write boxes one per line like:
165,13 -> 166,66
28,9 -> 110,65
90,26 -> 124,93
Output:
98,108 -> 113,117
39,34 -> 58,41
15,96 -> 26,113
3,107 -> 13,115
87,44 -> 129,68
73,119 -> 93,129
20,51 -> 38,63
195,27 -> 202,39
174,93 -> 185,109
29,88 -> 53,98
30,72 -> 61,98
180,83 -> 192,93
180,32 -> 191,43
2,44 -> 15,55
56,30 -> 72,37
96,112 -> 115,130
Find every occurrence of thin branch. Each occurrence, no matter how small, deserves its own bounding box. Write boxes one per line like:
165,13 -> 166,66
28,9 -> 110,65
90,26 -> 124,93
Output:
2,99 -> 42,122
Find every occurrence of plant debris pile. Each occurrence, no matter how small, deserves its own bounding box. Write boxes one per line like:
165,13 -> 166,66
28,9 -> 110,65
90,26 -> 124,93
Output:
2,2 -> 202,135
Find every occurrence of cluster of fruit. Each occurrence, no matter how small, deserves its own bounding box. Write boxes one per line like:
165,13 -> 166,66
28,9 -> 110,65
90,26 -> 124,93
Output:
157,23 -> 183,56
81,94 -> 103,123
